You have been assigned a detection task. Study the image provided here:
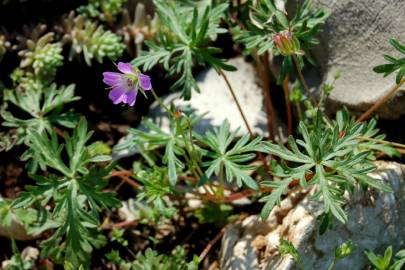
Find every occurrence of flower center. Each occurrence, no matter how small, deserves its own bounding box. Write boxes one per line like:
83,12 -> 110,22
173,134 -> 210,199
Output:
126,78 -> 134,88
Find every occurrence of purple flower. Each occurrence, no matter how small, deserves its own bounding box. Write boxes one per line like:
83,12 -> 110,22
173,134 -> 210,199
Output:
103,62 -> 152,106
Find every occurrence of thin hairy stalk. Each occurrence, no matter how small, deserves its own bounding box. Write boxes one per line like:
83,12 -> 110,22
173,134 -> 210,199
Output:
283,76 -> 294,135
218,69 -> 254,137
150,89 -> 213,194
292,55 -> 317,106
219,69 -> 272,176
358,136 -> 405,149
357,78 -> 405,122
218,163 -> 225,198
175,117 -> 214,195
150,88 -> 173,116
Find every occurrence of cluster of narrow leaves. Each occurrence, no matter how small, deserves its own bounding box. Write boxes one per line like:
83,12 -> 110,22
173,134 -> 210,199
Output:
107,247 -> 198,270
133,0 -> 235,100
260,110 -> 397,223
77,0 -> 127,22
365,246 -> 405,270
279,239 -> 356,270
234,0 -> 329,82
1,81 -> 80,172
12,119 -> 121,267
373,39 -> 405,84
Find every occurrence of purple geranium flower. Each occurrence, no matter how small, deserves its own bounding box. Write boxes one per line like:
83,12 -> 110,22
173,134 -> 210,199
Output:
102,62 -> 152,106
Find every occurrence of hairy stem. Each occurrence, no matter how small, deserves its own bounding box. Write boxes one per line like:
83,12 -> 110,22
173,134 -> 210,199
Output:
357,78 -> 405,122
150,88 -> 172,116
218,69 -> 254,137
292,55 -> 317,107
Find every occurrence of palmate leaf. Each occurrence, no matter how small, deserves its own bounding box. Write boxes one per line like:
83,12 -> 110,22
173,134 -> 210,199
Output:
126,118 -> 186,186
260,178 -> 293,220
260,111 -> 392,223
2,83 -> 80,134
13,118 -> 120,267
133,0 -> 233,100
198,121 -> 262,190
1,82 -> 80,172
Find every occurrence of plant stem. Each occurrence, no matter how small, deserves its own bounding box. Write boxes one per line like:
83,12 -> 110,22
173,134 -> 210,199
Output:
150,89 -> 212,193
327,259 -> 336,270
292,55 -> 317,107
218,69 -> 254,137
258,52 -> 275,139
150,88 -> 173,116
218,163 -> 225,198
357,78 -> 405,122
294,101 -> 304,122
358,136 -> 405,149
199,227 -> 226,264
283,76 -> 294,135
219,69 -> 271,176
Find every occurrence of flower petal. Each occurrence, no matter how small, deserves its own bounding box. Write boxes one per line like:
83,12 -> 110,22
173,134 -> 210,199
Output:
138,74 -> 152,90
117,62 -> 134,74
124,90 -> 137,106
103,72 -> 122,86
109,87 -> 126,104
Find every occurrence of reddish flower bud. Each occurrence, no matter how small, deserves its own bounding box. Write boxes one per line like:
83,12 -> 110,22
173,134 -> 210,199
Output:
273,30 -> 301,56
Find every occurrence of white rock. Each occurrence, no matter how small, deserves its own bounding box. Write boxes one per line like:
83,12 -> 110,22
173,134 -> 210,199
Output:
219,161 -> 405,270
147,57 -> 286,138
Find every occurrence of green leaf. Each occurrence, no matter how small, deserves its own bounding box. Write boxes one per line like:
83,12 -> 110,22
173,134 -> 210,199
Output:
260,178 -> 293,220
390,39 -> 405,54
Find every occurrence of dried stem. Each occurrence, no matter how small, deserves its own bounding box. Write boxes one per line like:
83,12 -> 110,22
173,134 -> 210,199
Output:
110,170 -> 142,189
357,78 -> 405,122
292,55 -> 317,107
199,227 -> 226,264
101,219 -> 138,230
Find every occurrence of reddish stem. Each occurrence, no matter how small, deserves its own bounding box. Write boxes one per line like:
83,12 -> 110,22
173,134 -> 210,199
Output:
259,52 -> 275,139
357,78 -> 405,122
283,76 -> 293,135
110,170 -> 142,189
101,220 -> 138,230
199,227 -> 226,263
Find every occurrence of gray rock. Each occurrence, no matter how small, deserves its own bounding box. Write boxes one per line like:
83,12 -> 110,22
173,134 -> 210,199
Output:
219,161 -> 405,270
289,0 -> 405,118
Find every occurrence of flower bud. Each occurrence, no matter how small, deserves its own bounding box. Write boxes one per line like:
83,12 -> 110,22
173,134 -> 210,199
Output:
273,30 -> 301,56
